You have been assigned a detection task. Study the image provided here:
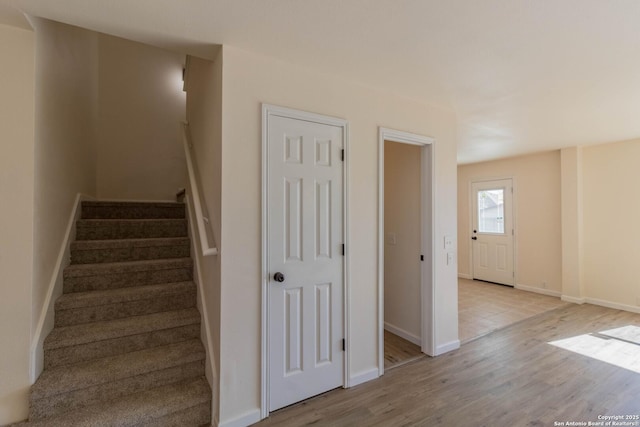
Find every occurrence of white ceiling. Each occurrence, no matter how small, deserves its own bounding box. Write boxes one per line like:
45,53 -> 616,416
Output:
4,0 -> 640,164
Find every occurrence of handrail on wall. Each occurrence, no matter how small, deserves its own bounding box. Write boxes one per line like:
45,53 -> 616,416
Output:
181,121 -> 218,256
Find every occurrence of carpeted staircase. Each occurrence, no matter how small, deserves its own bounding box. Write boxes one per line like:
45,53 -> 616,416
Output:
20,201 -> 212,426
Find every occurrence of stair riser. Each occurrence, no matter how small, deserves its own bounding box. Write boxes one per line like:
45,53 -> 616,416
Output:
55,292 -> 197,327
30,360 -> 205,420
45,324 -> 201,369
63,268 -> 193,293
140,401 -> 211,427
76,220 -> 187,240
71,243 -> 190,264
81,205 -> 185,220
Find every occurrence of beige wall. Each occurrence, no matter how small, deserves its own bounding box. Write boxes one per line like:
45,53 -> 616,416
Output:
458,151 -> 562,294
0,23 -> 35,425
582,139 -> 640,308
219,46 -> 458,424
560,147 -> 584,302
96,34 -> 187,201
31,18 -> 99,380
384,141 -> 422,342
184,51 -> 223,422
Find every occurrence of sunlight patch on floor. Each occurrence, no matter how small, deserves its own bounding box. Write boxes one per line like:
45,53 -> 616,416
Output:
549,325 -> 640,374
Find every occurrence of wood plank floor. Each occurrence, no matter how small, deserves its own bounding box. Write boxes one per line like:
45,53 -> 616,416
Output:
384,330 -> 423,370
383,279 -> 565,370
459,278 -> 570,343
256,303 -> 640,426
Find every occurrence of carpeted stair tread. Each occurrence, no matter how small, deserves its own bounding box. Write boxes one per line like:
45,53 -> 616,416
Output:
54,290 -> 197,327
64,257 -> 192,278
71,237 -> 189,250
55,281 -> 195,311
75,218 -> 187,240
32,339 -> 205,400
81,201 -> 186,220
77,218 -> 187,225
63,259 -> 193,293
71,237 -> 190,264
43,324 -> 200,370
24,377 -> 210,426
45,308 -> 201,350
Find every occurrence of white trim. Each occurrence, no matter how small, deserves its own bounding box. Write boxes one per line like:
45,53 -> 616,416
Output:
561,295 -> 640,314
261,104 -> 350,418
185,195 -> 218,420
384,322 -> 421,346
515,283 -> 562,298
343,120 -> 352,388
181,121 -> 218,257
561,295 -> 586,304
458,273 -> 473,280
583,297 -> 640,314
262,104 -> 349,128
378,127 -> 436,375
218,409 -> 261,427
378,128 -> 434,146
30,193 -> 93,382
261,105 -> 269,418
434,340 -> 460,356
349,368 -> 380,387
466,180 -> 474,279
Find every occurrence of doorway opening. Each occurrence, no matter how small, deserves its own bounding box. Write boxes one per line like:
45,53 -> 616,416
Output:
378,128 -> 434,376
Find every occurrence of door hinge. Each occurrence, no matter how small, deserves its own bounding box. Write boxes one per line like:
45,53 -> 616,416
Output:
420,255 -> 424,261
341,244 -> 345,256
341,149 -> 345,161
342,338 -> 345,351
512,229 -> 514,236
513,271 -> 515,277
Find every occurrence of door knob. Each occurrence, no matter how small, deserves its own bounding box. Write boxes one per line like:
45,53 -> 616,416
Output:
471,236 -> 477,240
274,272 -> 285,282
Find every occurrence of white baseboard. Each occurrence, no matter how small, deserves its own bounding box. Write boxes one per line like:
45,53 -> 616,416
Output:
561,295 -> 586,304
30,193 -> 92,383
584,297 -> 640,314
434,340 -> 460,356
515,283 -> 561,298
384,322 -> 421,346
458,273 -> 473,280
349,367 -> 379,387
218,409 -> 261,427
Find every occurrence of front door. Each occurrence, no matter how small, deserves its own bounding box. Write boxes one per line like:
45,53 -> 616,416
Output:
267,113 -> 345,412
471,179 -> 514,286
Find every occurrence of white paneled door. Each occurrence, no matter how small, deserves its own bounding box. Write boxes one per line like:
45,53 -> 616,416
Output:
471,179 -> 514,286
267,114 -> 344,412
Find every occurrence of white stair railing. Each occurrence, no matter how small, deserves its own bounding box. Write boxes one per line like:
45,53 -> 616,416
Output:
180,121 -> 218,256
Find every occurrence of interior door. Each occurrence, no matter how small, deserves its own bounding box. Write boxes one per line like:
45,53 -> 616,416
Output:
267,114 -> 344,412
471,179 -> 514,286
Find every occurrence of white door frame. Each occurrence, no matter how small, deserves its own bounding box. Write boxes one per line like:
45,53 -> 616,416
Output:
261,104 -> 350,418
378,127 -> 435,376
467,176 -> 517,285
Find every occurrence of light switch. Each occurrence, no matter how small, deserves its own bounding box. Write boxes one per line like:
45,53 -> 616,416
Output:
447,252 -> 455,265
386,233 -> 397,245
444,235 -> 453,250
